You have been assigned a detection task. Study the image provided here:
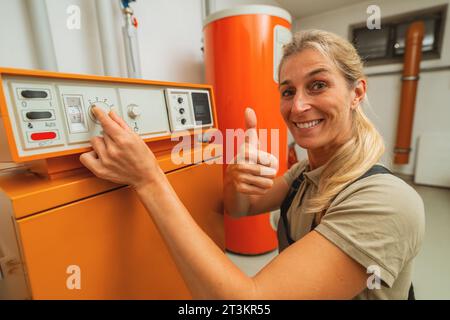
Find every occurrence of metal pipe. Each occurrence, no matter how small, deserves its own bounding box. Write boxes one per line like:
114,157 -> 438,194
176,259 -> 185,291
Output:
394,21 -> 425,164
202,0 -> 213,19
95,0 -> 121,76
121,4 -> 141,78
25,0 -> 58,71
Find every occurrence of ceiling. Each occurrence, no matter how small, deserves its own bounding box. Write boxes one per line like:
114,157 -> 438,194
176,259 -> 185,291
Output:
276,0 -> 365,19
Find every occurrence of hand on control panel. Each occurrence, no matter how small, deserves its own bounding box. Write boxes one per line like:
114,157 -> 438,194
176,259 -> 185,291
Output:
79,107 -> 164,189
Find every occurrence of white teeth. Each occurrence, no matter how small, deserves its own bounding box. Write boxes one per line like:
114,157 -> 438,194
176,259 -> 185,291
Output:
295,119 -> 322,129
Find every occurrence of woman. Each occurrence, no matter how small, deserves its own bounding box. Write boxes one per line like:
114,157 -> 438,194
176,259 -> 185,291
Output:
80,30 -> 425,299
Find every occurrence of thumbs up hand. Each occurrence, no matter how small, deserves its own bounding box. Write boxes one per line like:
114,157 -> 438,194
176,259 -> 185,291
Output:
226,108 -> 279,195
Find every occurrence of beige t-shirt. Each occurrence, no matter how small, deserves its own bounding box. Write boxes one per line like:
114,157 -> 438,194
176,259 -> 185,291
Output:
283,160 -> 425,300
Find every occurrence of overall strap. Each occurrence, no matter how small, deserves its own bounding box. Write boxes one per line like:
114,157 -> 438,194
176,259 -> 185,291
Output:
278,172 -> 306,247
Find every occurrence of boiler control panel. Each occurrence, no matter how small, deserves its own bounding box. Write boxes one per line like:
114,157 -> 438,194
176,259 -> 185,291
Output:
0,68 -> 215,162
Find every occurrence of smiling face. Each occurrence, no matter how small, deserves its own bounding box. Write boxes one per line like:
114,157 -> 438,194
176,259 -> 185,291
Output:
279,48 -> 365,166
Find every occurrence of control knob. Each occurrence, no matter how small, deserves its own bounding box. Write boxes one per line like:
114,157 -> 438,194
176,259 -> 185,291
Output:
127,104 -> 141,119
89,102 -> 112,123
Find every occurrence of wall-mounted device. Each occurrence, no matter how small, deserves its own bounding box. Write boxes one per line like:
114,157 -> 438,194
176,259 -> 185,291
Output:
0,68 -> 215,162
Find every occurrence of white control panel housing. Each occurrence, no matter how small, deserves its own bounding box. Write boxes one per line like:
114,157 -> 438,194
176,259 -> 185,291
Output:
165,88 -> 214,132
0,74 -> 214,161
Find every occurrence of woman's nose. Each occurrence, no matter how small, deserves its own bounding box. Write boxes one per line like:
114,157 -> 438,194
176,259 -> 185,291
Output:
292,94 -> 311,113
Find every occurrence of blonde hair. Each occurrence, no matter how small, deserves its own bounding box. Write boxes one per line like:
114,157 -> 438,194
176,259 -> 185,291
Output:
279,30 -> 385,222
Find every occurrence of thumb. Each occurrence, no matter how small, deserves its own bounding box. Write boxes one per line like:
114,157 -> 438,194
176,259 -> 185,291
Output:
245,107 -> 257,130
244,107 -> 258,148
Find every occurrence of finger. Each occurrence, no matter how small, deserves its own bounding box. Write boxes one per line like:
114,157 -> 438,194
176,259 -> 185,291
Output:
257,150 -> 278,176
239,173 -> 274,189
109,110 -> 132,132
242,148 -> 278,175
235,183 -> 268,195
235,163 -> 277,178
79,151 -> 104,176
244,107 -> 258,148
236,142 -> 258,164
257,150 -> 279,170
237,144 -> 279,176
102,131 -> 115,149
92,106 -> 124,138
90,136 -> 107,159
244,107 -> 257,130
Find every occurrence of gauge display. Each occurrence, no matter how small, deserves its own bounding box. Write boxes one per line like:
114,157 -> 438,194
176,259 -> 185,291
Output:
63,95 -> 88,133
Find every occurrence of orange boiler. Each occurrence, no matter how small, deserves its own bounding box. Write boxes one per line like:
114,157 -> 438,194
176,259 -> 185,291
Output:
0,67 -> 224,299
203,5 -> 292,254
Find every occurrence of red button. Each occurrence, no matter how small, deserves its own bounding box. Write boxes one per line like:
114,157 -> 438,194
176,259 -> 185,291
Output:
30,132 -> 57,141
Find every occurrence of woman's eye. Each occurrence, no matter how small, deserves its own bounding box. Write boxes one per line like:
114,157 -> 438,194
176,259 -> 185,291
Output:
281,88 -> 294,97
310,81 -> 327,91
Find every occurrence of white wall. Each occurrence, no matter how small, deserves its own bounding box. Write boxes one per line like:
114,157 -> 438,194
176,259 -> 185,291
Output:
0,0 -> 38,69
292,0 -> 450,175
46,0 -> 107,75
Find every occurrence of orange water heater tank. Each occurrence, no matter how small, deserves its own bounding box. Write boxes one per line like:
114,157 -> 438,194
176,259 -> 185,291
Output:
203,5 -> 292,254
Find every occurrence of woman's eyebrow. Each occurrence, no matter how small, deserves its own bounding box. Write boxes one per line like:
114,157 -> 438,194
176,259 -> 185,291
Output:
279,68 -> 331,87
307,67 -> 330,77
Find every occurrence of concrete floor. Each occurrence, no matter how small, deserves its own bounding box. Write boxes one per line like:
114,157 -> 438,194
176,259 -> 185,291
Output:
226,179 -> 450,300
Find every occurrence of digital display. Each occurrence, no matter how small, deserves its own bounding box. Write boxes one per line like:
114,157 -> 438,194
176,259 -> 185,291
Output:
192,92 -> 212,126
195,104 -> 207,115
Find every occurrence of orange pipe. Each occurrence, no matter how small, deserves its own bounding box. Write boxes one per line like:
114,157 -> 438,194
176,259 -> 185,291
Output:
394,21 -> 425,164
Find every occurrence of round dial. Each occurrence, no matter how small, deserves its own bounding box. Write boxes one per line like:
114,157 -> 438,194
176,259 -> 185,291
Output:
127,104 -> 141,119
88,101 -> 112,123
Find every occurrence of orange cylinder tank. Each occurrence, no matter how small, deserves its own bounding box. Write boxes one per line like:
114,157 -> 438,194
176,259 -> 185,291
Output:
204,6 -> 292,254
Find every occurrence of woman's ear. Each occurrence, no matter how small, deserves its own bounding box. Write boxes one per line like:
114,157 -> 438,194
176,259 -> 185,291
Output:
351,79 -> 367,110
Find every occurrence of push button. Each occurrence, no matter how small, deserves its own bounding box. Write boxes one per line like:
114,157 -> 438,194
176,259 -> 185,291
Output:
30,132 -> 57,141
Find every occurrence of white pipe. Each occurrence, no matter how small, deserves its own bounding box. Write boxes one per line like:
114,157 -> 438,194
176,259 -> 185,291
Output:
25,0 -> 58,71
95,0 -> 121,76
202,0 -> 213,19
121,5 -> 141,78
